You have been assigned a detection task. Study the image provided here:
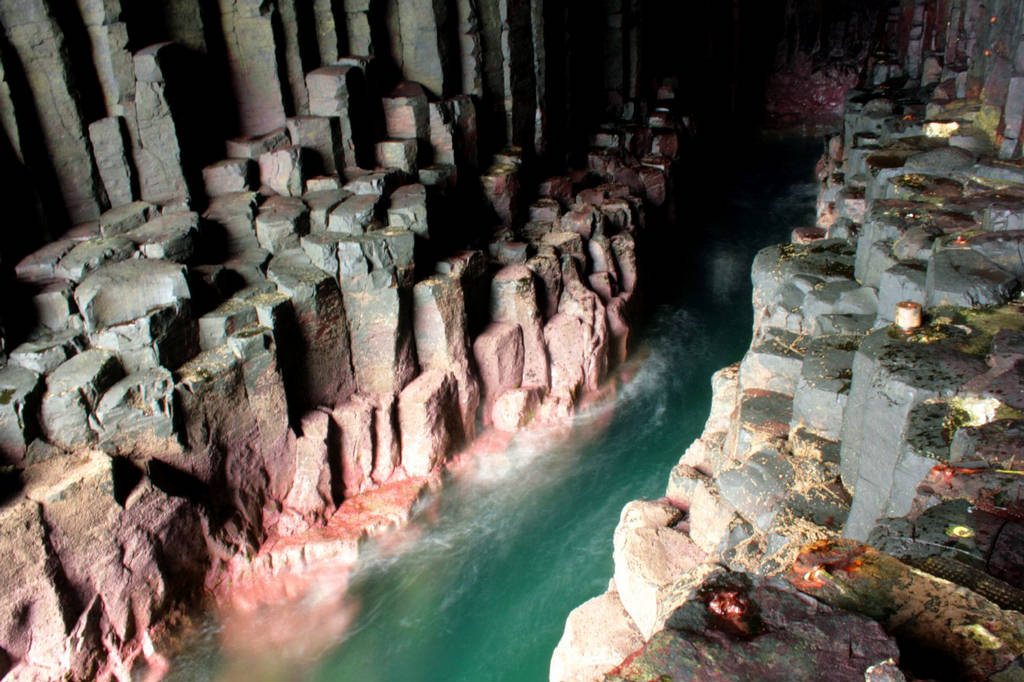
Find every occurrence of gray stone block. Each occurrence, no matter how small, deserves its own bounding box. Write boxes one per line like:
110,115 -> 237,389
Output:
255,195 -> 310,254
925,248 -> 1019,308
40,349 -> 124,449
74,259 -> 190,332
0,365 -> 43,462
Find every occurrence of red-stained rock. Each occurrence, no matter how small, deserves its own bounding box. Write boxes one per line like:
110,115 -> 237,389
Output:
606,566 -> 898,682
330,394 -> 375,496
492,386 -> 545,432
412,274 -> 480,439
560,204 -> 606,239
473,322 -> 524,425
490,265 -> 549,389
398,370 -> 461,476
278,411 -> 334,535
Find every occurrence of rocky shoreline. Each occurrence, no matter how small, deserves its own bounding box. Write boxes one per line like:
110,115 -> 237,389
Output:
551,6 -> 1024,681
0,5 -> 684,676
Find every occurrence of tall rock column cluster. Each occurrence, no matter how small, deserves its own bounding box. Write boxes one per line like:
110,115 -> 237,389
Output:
552,3 -> 1024,682
0,0 -> 685,670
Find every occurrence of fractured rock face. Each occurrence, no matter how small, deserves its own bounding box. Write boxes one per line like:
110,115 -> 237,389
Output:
74,259 -> 190,333
490,265 -> 549,389
549,584 -> 644,682
398,370 -> 460,477
612,500 -> 705,639
0,365 -> 43,463
40,349 -> 124,449
607,566 -> 899,682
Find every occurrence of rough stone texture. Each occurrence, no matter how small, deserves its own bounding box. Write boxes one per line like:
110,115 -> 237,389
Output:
279,410 -> 334,533
0,365 -> 43,463
264,256 -> 354,410
612,500 -> 705,639
331,394 -> 376,496
341,273 -> 418,396
790,540 -> 1024,682
218,0 -> 287,136
74,259 -> 190,332
306,65 -> 363,170
413,274 -> 480,438
549,585 -> 644,682
40,349 -> 124,449
255,195 -> 310,254
203,159 -> 256,197
133,43 -> 190,205
490,264 -> 549,388
56,236 -> 137,283
607,567 -> 899,682
89,116 -> 136,208
126,211 -> 199,262
473,321 -> 524,425
0,0 -> 105,222
287,116 -> 342,175
259,146 -> 307,197
93,367 -> 178,456
398,369 -> 460,476
840,327 -> 988,540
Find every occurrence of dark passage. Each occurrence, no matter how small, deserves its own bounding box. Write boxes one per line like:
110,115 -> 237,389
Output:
167,138 -> 821,682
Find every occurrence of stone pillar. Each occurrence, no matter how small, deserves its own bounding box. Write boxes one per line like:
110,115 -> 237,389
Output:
0,0 -> 106,223
133,43 -> 190,205
217,0 -> 288,135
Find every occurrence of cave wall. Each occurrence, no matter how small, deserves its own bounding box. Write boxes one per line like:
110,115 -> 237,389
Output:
0,0 -> 652,263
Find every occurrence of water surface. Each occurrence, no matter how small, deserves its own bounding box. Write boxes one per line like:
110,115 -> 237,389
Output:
168,137 -> 821,682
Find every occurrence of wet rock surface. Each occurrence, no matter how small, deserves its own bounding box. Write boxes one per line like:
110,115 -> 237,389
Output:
554,6 -> 1024,680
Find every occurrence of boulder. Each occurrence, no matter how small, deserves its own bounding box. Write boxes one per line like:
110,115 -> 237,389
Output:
259,146 -> 307,197
88,303 -> 197,373
125,211 -> 199,262
7,330 -> 85,375
612,499 -> 705,639
99,201 -> 156,238
55,236 -> 137,282
255,196 -> 310,254
388,183 -> 428,236
304,188 -> 351,232
549,585 -> 644,682
328,194 -> 381,234
202,158 -> 256,197
93,367 -> 178,456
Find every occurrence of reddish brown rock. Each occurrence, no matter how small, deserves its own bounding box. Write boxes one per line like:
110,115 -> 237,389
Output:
492,386 -> 545,432
413,274 -> 480,439
398,370 -> 460,477
473,322 -> 524,425
490,265 -> 549,389
279,411 -> 335,535
330,394 -> 376,496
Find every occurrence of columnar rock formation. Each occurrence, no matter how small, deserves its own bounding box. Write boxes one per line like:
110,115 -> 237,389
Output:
0,0 -> 683,678
553,2 -> 1024,681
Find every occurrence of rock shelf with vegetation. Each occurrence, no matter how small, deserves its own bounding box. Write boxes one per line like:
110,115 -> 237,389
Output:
552,2 -> 1024,681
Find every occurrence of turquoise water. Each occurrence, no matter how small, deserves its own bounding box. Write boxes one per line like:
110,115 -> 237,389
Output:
167,138 -> 820,682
